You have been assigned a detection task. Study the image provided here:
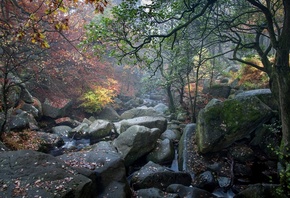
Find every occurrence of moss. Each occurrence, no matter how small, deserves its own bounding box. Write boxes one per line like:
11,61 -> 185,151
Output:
196,96 -> 273,153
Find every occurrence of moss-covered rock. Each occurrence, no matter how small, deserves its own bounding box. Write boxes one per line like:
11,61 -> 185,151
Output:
196,96 -> 273,153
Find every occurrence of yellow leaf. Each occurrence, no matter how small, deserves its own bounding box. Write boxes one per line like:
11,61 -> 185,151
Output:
59,6 -> 68,13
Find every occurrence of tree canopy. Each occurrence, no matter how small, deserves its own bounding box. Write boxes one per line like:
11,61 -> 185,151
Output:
86,0 -> 290,178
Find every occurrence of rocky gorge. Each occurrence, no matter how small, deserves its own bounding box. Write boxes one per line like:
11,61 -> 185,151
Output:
0,83 -> 287,197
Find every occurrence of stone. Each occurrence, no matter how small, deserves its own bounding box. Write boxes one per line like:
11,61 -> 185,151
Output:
0,141 -> 9,152
160,129 -> 180,142
194,171 -> 218,192
234,183 -> 286,198
235,89 -> 278,111
166,184 -> 216,198
51,125 -> 72,137
0,150 -> 93,197
146,138 -> 175,164
120,107 -> 161,120
95,106 -> 120,121
113,125 -> 161,166
229,145 -> 255,163
209,85 -> 232,98
57,141 -> 131,198
36,132 -> 65,152
9,111 -> 29,131
196,96 -> 273,153
178,124 -> 196,171
87,119 -> 114,143
135,188 -> 178,198
130,161 -> 192,191
118,116 -> 167,134
42,97 -> 72,119
20,103 -> 40,119
153,103 -> 169,115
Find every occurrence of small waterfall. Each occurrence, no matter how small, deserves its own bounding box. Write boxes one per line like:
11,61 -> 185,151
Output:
170,148 -> 179,171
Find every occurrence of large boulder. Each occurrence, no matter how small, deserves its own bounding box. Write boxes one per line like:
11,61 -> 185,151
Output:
167,184 -> 216,198
117,116 -> 167,134
178,124 -> 196,171
205,85 -> 232,98
120,106 -> 161,119
135,188 -> 178,198
130,161 -> 192,191
153,103 -> 169,115
234,183 -> 286,198
95,106 -> 120,121
113,125 -> 161,166
51,125 -> 72,137
235,89 -> 278,111
196,96 -> 273,153
42,97 -> 72,119
146,138 -> 175,164
0,150 -> 92,197
58,141 -> 131,198
9,110 -> 39,131
69,119 -> 114,144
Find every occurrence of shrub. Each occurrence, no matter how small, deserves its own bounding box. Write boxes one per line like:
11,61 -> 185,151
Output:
238,56 -> 269,89
79,86 -> 116,113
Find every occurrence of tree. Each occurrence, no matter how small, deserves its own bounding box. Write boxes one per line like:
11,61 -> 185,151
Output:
0,0 -> 108,133
86,0 -> 290,154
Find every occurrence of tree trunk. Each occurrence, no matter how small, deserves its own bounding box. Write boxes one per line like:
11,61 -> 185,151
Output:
274,58 -> 290,156
186,73 -> 194,122
166,85 -> 176,113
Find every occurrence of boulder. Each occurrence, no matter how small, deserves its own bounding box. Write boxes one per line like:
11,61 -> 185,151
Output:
55,117 -> 79,127
87,119 -> 114,143
118,116 -> 167,134
153,103 -> 169,115
0,150 -> 93,197
196,96 -> 273,153
20,86 -> 34,103
113,125 -> 161,166
120,106 -> 161,120
135,188 -> 178,198
124,97 -> 144,109
203,85 -> 232,99
57,141 -> 131,198
51,125 -> 72,137
160,129 -> 180,142
0,141 -> 9,152
235,89 -> 278,111
234,183 -> 286,198
7,85 -> 21,109
146,138 -> 175,164
95,106 -> 120,121
229,145 -> 255,163
130,161 -> 192,191
178,124 -> 196,171
36,132 -> 65,152
194,171 -> 218,192
250,124 -> 281,160
42,97 -> 72,118
69,120 -> 114,143
9,110 -> 38,131
20,103 -> 40,119
167,184 -> 216,198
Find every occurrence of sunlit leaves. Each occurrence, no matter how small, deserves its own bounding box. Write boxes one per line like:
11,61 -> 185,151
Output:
79,84 -> 117,113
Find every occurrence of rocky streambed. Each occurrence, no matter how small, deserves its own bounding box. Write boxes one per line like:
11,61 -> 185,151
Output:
0,89 -> 288,197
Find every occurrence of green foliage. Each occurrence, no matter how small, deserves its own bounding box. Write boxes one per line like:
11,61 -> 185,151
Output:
265,120 -> 289,197
79,86 -> 116,113
277,161 -> 290,197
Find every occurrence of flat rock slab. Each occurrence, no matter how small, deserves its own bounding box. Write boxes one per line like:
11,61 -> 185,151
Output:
0,150 -> 92,197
